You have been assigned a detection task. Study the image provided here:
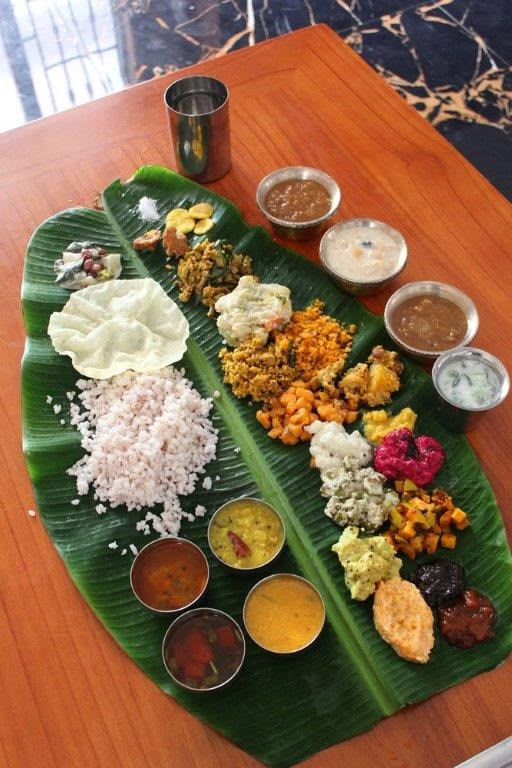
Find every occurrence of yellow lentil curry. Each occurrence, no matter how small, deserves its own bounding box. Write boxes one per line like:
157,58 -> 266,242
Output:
244,574 -> 325,653
209,498 -> 284,569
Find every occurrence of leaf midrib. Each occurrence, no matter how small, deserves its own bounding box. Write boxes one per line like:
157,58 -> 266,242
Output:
186,336 -> 397,715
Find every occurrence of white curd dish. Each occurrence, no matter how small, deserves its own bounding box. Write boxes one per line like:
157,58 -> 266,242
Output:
319,218 -> 407,296
432,347 -> 509,431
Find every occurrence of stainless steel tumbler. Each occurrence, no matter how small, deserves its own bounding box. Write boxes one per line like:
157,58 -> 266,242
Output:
164,76 -> 231,183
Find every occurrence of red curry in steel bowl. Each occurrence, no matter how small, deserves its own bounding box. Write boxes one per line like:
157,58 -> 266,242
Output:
162,607 -> 246,691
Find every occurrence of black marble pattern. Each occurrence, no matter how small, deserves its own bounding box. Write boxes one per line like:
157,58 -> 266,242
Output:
442,0 -> 512,65
1,0 -> 511,199
342,2 -> 512,198
111,0 -> 512,199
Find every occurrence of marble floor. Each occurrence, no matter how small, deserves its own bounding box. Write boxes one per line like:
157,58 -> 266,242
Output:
1,0 -> 511,200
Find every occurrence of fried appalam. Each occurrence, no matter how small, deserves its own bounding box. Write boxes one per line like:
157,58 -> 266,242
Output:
373,577 -> 434,663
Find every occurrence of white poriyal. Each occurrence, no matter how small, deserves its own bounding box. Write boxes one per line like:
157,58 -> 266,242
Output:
215,275 -> 292,346
321,456 -> 399,532
48,278 -> 189,379
307,423 -> 396,532
307,420 -> 372,478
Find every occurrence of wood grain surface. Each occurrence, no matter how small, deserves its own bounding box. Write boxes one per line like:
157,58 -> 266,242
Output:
1,24 -> 511,768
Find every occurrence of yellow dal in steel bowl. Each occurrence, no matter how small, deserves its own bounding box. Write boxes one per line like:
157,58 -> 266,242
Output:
243,573 -> 325,654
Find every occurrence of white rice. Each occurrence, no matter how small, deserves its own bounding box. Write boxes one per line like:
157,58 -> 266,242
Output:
76,478 -> 88,495
28,509 -> 36,517
67,368 -> 218,536
46,395 -> 53,404
202,476 -> 212,490
53,404 -> 62,415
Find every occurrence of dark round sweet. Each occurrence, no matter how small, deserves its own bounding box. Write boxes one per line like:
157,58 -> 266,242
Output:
408,559 -> 466,608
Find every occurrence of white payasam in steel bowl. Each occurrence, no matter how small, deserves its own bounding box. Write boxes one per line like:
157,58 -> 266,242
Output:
319,218 -> 407,295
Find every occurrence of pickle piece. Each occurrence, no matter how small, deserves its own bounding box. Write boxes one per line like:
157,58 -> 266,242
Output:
133,229 -> 162,251
194,217 -> 214,235
165,208 -> 189,228
176,216 -> 196,234
189,203 -> 214,220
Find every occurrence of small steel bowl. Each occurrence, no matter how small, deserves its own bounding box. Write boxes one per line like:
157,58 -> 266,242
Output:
432,347 -> 509,432
162,607 -> 246,692
319,218 -> 407,296
207,497 -> 285,574
243,573 -> 325,655
130,537 -> 209,614
384,280 -> 479,361
256,166 -> 341,240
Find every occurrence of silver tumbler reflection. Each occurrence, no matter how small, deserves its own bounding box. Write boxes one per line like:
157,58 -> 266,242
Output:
164,76 -> 231,183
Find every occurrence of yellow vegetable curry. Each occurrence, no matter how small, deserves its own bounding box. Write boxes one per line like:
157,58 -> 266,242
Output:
208,498 -> 284,569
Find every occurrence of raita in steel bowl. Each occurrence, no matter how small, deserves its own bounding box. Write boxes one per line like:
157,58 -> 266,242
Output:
432,347 -> 509,431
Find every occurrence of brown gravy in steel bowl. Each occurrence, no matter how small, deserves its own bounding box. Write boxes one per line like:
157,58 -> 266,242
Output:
264,179 -> 331,222
390,294 -> 468,352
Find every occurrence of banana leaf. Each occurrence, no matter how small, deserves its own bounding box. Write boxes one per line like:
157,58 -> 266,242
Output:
21,165 -> 512,768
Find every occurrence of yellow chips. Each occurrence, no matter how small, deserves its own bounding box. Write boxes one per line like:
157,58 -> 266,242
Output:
193,217 -> 214,235
189,203 -> 213,219
165,202 -> 215,235
165,208 -> 189,227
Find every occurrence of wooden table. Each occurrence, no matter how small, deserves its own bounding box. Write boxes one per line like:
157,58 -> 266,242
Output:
1,24 -> 511,768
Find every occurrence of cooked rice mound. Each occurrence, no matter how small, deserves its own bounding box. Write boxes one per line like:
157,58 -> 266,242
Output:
67,368 -> 218,536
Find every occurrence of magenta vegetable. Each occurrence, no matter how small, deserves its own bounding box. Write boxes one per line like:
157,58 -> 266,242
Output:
373,428 -> 445,486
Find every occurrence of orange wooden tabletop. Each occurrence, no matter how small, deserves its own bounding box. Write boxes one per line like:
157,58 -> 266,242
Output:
1,24 -> 511,768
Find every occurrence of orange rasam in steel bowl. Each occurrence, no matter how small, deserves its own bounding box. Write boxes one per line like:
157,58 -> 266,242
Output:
130,537 -> 209,613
